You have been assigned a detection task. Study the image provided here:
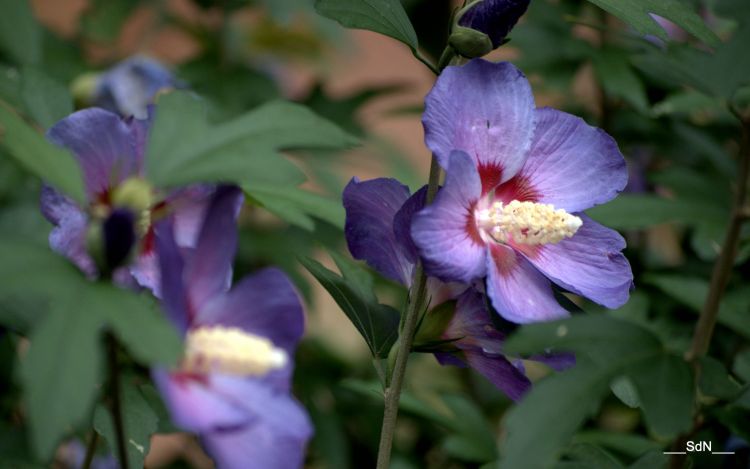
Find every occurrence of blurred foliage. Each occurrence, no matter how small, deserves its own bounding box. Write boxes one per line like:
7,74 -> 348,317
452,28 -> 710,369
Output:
0,0 -> 748,468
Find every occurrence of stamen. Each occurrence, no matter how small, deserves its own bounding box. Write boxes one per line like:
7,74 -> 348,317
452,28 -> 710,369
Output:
476,200 -> 582,245
183,326 -> 287,376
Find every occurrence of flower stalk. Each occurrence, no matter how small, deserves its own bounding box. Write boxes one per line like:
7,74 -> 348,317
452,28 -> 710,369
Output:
686,113 -> 750,362
106,333 -> 129,469
375,155 -> 441,469
82,431 -> 99,469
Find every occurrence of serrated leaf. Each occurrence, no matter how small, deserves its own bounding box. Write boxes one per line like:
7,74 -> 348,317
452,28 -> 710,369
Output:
627,354 -> 694,437
146,92 -> 356,189
0,0 -> 42,65
21,291 -> 105,459
315,0 -> 418,51
300,257 -> 398,358
20,66 -> 73,129
94,380 -> 158,469
0,103 -> 85,204
245,184 -> 344,231
585,0 -> 718,46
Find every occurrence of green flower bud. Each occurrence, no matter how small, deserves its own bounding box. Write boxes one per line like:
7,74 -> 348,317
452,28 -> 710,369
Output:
448,26 -> 494,59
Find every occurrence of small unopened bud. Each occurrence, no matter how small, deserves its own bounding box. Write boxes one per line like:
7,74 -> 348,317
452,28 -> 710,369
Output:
454,0 -> 530,50
70,72 -> 101,106
448,26 -> 494,59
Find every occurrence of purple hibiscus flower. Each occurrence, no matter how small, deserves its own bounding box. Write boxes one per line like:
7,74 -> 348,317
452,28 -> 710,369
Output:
412,59 -> 633,324
457,0 -> 530,48
93,56 -> 182,119
153,185 -> 312,469
41,108 -> 213,292
343,177 -> 573,400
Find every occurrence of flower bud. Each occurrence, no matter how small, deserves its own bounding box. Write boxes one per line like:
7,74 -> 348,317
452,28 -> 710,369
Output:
455,0 -> 530,50
448,26 -> 494,59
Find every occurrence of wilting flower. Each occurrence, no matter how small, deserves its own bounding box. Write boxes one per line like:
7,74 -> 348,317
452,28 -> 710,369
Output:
413,59 -> 633,324
93,56 -> 181,119
153,186 -> 311,469
343,178 -> 571,399
453,0 -> 530,52
41,108 -> 212,291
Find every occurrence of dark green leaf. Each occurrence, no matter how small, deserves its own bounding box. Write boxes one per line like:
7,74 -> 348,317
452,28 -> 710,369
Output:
94,380 -> 158,469
246,184 -> 344,231
499,363 -> 613,469
315,0 -> 418,51
21,291 -> 104,459
442,395 -> 498,463
0,103 -> 85,203
628,451 -> 668,469
627,354 -> 694,437
587,194 -> 723,230
559,443 -> 623,469
699,356 -> 742,399
592,49 -> 648,112
573,432 -> 661,459
21,66 -> 73,129
504,315 -> 662,364
146,92 -> 356,189
0,0 -> 42,64
80,0 -> 139,42
611,376 -> 640,408
585,0 -> 718,46
300,257 -> 399,358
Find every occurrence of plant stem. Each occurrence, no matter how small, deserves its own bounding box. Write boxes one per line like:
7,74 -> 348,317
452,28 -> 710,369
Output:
82,431 -> 99,469
375,156 -> 441,469
685,116 -> 750,362
106,333 -> 129,469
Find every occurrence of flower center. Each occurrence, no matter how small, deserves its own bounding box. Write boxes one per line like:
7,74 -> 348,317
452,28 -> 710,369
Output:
475,200 -> 582,245
183,326 -> 287,376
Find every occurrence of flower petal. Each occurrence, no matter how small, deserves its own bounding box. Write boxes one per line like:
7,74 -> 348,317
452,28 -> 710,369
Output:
184,185 -> 244,312
151,370 -> 252,433
463,350 -> 531,401
458,0 -> 531,47
519,107 -> 627,212
423,59 -> 535,185
46,108 -> 143,199
154,219 -> 189,333
445,288 -> 504,354
522,215 -> 633,309
486,244 -> 569,323
196,268 -> 305,356
40,185 -> 96,276
412,151 -> 486,283
392,185 -> 428,273
343,177 -> 414,285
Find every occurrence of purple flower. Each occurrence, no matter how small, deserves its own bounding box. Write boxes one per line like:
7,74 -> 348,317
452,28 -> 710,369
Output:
457,0 -> 530,48
41,108 -> 213,291
412,59 -> 633,324
343,177 -> 571,400
153,186 -> 312,469
93,56 -> 181,119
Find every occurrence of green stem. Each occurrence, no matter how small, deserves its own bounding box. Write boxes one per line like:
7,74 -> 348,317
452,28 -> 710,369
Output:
414,49 -> 440,75
375,156 -> 441,469
107,333 -> 129,469
82,431 -> 99,469
685,116 -> 750,362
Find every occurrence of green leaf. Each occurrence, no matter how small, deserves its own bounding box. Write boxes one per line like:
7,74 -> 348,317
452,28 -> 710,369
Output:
504,315 -> 662,364
611,376 -> 640,408
101,287 -> 182,367
21,66 -> 73,129
585,0 -> 718,46
699,356 -> 742,399
299,257 -> 399,358
627,354 -> 694,437
94,380 -> 158,469
21,291 -> 105,459
442,395 -> 498,463
0,103 -> 85,203
146,92 -> 356,189
573,432 -> 661,459
314,0 -> 418,51
628,451 -> 668,469
0,0 -> 42,65
80,0 -> 140,43
560,443 -> 624,469
499,362 -> 613,469
245,184 -> 344,230
592,49 -> 648,112
587,194 -> 723,230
